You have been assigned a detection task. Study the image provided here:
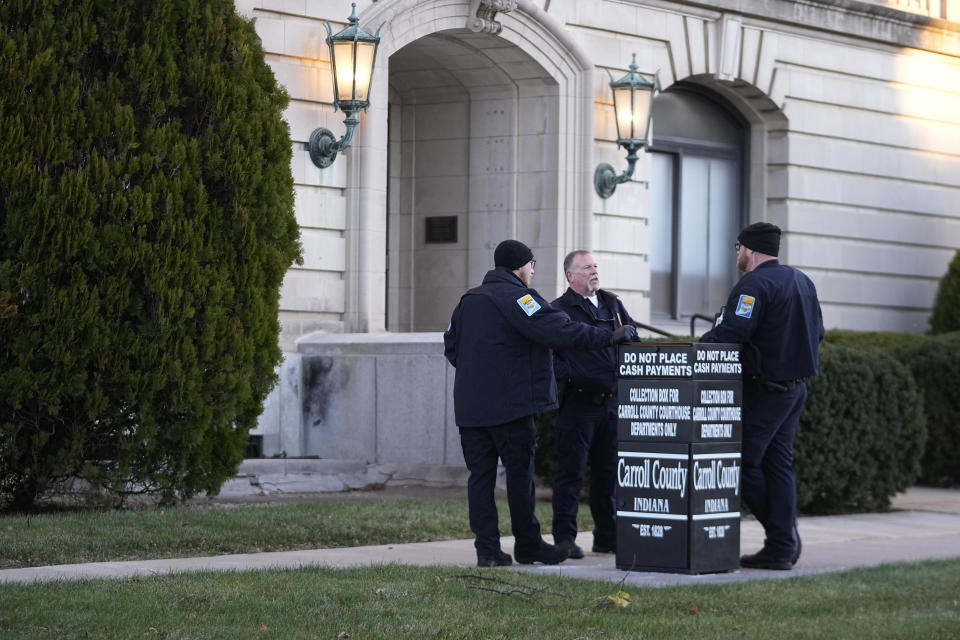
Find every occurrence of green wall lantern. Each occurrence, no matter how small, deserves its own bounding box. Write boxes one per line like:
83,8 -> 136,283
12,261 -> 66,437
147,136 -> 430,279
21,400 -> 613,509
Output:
306,3 -> 383,169
594,55 -> 660,199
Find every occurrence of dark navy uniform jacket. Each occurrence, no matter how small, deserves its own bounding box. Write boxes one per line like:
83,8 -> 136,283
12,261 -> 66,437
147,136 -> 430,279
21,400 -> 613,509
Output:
701,260 -> 825,382
552,288 -> 637,394
444,268 -> 613,427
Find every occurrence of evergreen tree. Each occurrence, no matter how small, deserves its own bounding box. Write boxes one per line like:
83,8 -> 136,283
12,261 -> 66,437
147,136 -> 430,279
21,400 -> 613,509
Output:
930,250 -> 960,334
0,0 -> 301,510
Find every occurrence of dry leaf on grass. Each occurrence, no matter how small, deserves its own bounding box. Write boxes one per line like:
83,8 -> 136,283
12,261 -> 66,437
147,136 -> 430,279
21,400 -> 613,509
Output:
607,591 -> 631,608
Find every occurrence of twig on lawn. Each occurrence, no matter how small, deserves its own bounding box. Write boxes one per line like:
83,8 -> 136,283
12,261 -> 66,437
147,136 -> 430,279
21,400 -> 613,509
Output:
449,571 -> 572,607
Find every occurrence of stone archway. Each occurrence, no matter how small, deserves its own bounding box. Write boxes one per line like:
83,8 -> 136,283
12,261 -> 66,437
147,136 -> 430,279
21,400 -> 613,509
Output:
386,30 -> 565,331
680,75 -> 790,233
346,0 -> 595,332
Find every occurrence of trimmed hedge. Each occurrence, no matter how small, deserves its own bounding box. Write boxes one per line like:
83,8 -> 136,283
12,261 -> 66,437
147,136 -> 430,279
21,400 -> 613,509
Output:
826,330 -> 960,487
892,334 -> 960,485
795,343 -> 925,513
822,329 -> 922,352
534,410 -> 560,488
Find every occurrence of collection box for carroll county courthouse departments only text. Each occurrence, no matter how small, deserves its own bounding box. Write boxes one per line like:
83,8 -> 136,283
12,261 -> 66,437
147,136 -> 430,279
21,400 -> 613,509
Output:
615,343 -> 742,574
617,378 -> 741,443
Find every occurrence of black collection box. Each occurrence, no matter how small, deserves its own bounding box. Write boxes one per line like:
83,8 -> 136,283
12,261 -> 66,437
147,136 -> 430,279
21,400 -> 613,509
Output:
614,343 -> 743,574
688,442 -> 742,573
615,442 -> 690,571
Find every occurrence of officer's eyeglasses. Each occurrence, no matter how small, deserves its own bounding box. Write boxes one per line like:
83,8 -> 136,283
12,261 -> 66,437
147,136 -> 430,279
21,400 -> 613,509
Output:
529,259 -> 536,269
734,242 -> 741,251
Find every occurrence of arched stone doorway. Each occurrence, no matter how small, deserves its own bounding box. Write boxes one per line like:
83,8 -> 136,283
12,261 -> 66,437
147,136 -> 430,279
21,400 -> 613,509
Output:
349,0 -> 594,333
386,31 -> 561,331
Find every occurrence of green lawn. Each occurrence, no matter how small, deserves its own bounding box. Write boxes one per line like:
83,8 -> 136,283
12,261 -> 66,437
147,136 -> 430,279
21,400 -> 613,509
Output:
3,496 -> 960,638
2,560 -> 959,639
1,497 -> 573,569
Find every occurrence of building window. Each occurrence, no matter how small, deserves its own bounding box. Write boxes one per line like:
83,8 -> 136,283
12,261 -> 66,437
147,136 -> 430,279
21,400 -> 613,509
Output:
648,86 -> 746,321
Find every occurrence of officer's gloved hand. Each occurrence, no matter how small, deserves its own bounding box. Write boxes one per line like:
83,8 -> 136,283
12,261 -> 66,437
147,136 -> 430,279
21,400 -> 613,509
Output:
610,325 -> 638,345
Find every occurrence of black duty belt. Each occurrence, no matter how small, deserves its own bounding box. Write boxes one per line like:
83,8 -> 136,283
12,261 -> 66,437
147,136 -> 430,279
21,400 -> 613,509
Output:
570,388 -> 615,405
749,377 -> 805,392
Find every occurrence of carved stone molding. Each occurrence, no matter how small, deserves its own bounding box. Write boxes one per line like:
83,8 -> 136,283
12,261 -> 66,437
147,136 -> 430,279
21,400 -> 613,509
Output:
466,0 -> 519,35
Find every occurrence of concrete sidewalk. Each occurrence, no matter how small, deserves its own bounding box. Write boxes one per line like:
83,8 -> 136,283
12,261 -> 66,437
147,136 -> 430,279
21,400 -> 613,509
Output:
2,487 -> 959,586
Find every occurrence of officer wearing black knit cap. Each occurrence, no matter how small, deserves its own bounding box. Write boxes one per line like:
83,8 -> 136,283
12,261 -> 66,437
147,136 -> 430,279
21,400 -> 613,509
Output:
445,239 -> 637,568
700,222 -> 824,571
493,239 -> 534,270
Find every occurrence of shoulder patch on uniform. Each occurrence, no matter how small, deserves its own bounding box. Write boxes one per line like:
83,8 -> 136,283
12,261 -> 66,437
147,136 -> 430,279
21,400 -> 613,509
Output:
517,294 -> 541,316
735,294 -> 755,318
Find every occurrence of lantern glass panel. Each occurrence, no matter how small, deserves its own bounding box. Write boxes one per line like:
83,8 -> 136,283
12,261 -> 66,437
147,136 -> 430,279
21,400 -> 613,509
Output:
613,86 -> 636,139
631,89 -> 652,141
333,40 -> 356,100
353,41 -> 376,102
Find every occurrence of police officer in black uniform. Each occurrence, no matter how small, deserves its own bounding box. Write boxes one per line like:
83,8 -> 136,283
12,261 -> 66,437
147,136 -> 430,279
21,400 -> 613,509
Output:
444,240 -> 637,567
700,222 -> 824,570
550,250 -> 639,559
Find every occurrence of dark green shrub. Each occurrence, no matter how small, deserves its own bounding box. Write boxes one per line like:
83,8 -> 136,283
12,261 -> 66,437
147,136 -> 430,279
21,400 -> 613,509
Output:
796,343 -> 926,513
534,409 -> 593,499
534,411 -> 558,487
0,0 -> 301,510
824,329 -> 924,352
891,333 -> 960,485
825,329 -> 960,487
0,291 -> 14,318
930,250 -> 960,334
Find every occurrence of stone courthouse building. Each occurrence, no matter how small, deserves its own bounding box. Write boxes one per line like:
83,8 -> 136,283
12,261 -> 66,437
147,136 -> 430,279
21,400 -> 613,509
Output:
231,0 -> 959,488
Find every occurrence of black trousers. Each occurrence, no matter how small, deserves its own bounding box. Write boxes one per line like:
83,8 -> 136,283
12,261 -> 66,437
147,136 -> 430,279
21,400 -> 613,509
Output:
741,381 -> 807,560
551,395 -> 617,546
459,416 -> 541,557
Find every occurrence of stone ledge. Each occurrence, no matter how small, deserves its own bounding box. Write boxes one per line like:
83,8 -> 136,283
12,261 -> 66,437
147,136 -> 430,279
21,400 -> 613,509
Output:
220,459 -> 471,496
296,331 -> 445,356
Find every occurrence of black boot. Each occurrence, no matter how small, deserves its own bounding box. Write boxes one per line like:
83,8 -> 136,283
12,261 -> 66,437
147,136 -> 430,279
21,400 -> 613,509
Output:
554,538 -> 584,559
740,549 -> 792,571
477,549 -> 513,567
515,540 -> 568,565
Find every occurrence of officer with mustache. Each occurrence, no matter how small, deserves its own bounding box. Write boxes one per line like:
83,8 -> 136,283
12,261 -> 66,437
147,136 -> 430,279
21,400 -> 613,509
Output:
549,250 -> 639,559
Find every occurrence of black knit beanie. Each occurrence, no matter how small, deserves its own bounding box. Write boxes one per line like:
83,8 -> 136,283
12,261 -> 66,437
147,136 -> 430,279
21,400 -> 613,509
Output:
494,239 -> 534,270
738,222 -> 781,257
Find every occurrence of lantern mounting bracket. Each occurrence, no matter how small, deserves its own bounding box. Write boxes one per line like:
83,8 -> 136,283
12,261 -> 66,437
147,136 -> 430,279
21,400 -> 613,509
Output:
306,109 -> 359,168
594,142 -> 647,199
305,3 -> 382,169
